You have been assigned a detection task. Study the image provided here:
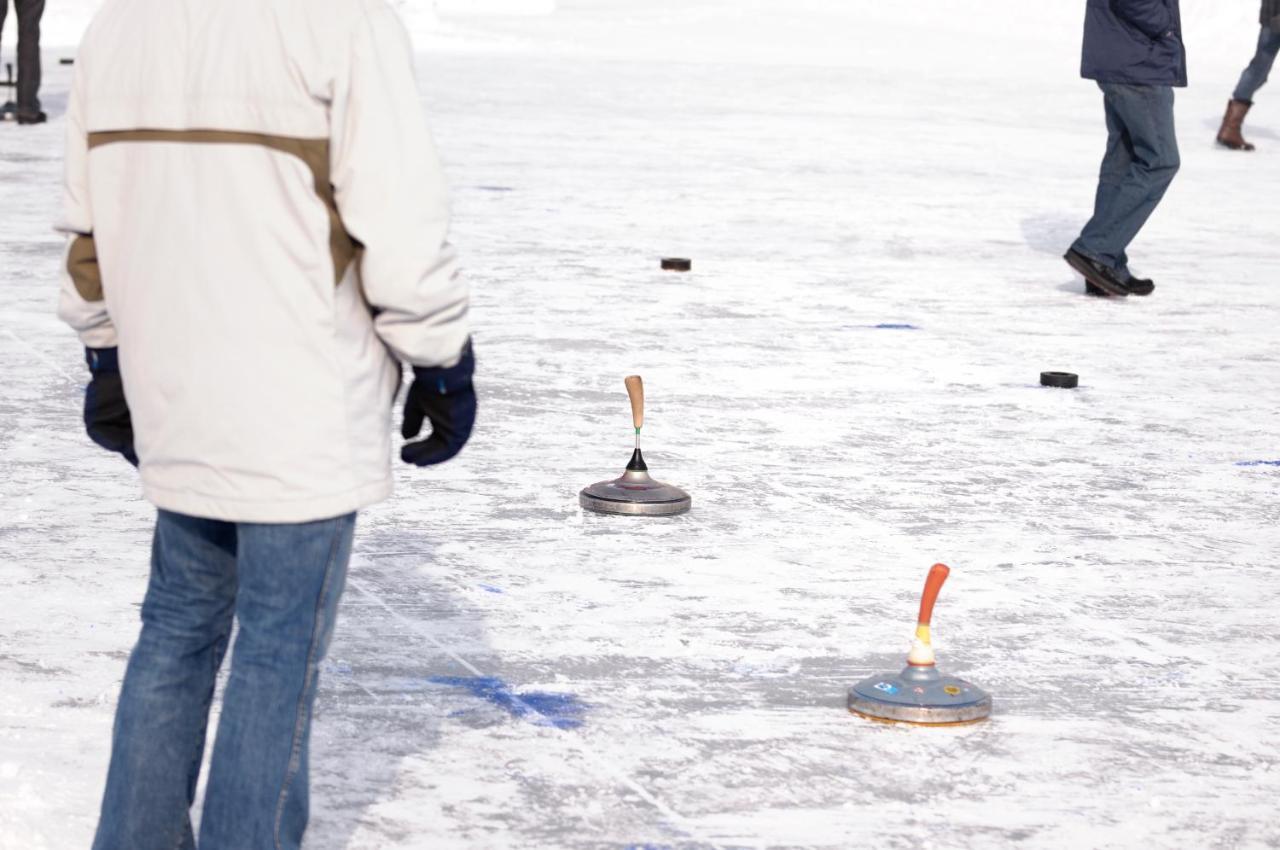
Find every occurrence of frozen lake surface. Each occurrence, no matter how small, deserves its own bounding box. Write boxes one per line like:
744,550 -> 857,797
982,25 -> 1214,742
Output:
2,1 -> 1279,848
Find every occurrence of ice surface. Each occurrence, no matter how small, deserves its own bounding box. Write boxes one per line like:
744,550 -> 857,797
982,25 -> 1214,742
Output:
3,1 -> 1280,848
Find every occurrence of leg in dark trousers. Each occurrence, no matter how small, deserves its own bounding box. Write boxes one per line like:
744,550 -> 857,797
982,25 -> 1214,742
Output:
1234,25 -> 1280,104
1072,83 -> 1180,273
92,512 -> 239,850
14,0 -> 45,114
1083,93 -> 1136,280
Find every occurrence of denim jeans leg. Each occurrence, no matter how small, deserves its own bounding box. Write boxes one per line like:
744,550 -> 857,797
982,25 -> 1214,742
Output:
1073,83 -> 1179,270
198,513 -> 355,850
92,512 -> 238,850
1233,25 -> 1280,103
1074,88 -> 1134,275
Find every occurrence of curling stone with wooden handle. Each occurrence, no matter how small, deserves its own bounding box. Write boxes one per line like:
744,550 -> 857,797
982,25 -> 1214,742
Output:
579,375 -> 692,517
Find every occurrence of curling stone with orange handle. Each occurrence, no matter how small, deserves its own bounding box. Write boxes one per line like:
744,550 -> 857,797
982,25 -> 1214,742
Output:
847,563 -> 992,725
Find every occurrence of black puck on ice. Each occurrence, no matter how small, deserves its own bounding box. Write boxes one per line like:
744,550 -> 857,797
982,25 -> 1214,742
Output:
60,58 -> 75,66
661,258 -> 692,272
1040,371 -> 1079,389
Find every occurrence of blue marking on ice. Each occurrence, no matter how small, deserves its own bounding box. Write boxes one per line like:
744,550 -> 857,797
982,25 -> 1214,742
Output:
872,323 -> 920,330
479,583 -> 505,594
1236,460 -> 1280,467
428,676 -> 587,730
623,845 -> 676,850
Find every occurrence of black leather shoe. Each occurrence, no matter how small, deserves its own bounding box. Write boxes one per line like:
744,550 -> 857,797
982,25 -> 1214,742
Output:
1065,249 -> 1129,297
16,110 -> 47,125
1091,277 -> 1155,296
1125,276 -> 1155,296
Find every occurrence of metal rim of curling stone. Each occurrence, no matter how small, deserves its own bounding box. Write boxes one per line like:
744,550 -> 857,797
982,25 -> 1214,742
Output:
847,664 -> 992,725
579,450 -> 692,517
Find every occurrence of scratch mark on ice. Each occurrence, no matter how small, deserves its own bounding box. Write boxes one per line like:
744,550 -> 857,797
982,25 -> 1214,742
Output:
3,327 -> 78,383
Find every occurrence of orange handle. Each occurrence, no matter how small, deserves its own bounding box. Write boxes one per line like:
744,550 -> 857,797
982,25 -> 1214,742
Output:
916,563 -> 950,626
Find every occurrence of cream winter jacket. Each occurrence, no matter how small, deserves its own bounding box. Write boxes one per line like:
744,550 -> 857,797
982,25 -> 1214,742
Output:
56,0 -> 469,523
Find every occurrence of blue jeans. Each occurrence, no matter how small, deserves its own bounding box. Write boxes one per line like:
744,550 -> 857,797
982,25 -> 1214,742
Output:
1072,83 -> 1180,276
92,510 -> 355,850
1233,25 -> 1280,103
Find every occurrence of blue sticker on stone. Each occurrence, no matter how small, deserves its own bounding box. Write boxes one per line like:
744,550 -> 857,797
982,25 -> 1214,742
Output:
873,681 -> 900,695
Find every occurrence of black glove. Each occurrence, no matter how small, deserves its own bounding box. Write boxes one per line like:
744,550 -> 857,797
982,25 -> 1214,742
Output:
83,347 -> 139,467
400,339 -> 476,467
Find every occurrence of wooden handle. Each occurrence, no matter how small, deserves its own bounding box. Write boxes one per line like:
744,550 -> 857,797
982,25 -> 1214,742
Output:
625,375 -> 644,431
916,563 -> 950,626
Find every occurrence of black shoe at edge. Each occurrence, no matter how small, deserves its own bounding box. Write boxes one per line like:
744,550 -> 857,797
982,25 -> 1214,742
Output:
1065,249 -> 1131,297
1125,276 -> 1155,296
1088,276 -> 1155,297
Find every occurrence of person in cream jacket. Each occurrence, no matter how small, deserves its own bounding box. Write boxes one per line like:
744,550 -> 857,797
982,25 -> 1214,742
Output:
56,0 -> 475,846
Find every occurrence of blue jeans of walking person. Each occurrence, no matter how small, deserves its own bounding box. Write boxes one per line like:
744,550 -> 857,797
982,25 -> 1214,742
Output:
1072,83 -> 1181,277
1234,25 -> 1280,103
92,510 -> 356,850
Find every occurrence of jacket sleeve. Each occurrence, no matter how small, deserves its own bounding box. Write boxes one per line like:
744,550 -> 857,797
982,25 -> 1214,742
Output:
55,63 -> 117,350
329,1 -> 469,369
1111,0 -> 1175,40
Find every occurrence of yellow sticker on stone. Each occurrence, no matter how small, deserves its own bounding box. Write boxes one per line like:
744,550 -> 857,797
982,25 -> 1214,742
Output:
943,685 -> 962,696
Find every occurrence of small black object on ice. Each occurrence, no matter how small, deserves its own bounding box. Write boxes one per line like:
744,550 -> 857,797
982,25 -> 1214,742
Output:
1040,371 -> 1078,389
60,58 -> 76,66
661,258 -> 692,272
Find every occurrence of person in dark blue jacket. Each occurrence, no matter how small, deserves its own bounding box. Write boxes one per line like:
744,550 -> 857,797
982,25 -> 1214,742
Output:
1064,0 -> 1187,298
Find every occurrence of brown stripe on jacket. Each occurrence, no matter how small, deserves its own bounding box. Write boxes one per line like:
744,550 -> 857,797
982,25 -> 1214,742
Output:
88,130 -> 360,285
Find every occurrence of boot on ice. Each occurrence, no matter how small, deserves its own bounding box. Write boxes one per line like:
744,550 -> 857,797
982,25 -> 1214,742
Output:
1217,99 -> 1256,151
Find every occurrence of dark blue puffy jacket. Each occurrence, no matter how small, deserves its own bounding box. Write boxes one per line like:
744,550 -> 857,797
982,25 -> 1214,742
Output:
1081,0 -> 1187,87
